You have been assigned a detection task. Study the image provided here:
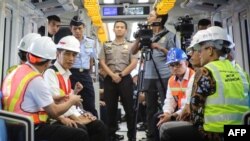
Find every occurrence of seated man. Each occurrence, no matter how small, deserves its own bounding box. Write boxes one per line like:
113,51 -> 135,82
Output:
2,36 -> 87,141
160,26 -> 249,141
157,48 -> 194,126
155,48 -> 194,141
7,33 -> 41,74
43,36 -> 107,141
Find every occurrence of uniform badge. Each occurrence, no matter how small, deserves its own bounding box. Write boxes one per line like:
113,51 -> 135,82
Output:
123,45 -> 128,49
85,42 -> 92,48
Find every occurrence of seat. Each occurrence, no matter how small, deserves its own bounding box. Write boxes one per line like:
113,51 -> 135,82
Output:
243,111 -> 250,125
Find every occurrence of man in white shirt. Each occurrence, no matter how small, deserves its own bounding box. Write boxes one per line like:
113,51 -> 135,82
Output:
152,48 -> 194,141
43,36 -> 107,141
157,48 -> 195,127
2,36 -> 87,141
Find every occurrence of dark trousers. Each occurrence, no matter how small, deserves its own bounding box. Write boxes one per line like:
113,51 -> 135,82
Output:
104,75 -> 136,140
70,69 -> 98,117
85,120 -> 108,141
160,124 -> 206,141
144,78 -> 169,139
35,123 -> 89,141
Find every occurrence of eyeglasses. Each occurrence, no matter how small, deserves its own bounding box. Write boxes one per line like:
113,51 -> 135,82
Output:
168,62 -> 181,68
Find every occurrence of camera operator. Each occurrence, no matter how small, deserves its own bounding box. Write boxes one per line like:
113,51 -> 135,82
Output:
131,9 -> 177,140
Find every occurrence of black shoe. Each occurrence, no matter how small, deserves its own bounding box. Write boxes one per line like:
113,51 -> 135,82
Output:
137,123 -> 147,131
110,136 -> 119,141
115,134 -> 124,140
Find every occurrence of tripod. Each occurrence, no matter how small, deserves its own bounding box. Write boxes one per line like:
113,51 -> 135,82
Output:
133,46 -> 167,139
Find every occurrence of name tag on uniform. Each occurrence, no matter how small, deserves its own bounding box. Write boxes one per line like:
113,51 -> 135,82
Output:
85,42 -> 93,49
123,45 -> 128,49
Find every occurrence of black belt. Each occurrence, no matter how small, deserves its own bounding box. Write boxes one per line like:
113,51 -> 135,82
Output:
70,68 -> 89,72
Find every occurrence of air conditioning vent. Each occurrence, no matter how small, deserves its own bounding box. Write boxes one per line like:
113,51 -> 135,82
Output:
181,0 -> 228,12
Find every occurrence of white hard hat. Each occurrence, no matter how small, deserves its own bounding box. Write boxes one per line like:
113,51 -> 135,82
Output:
187,29 -> 210,50
188,26 -> 232,51
56,35 -> 80,53
28,36 -> 56,60
18,33 -> 41,52
206,26 -> 231,45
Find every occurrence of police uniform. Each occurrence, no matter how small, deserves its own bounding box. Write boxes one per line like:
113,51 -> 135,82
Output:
70,35 -> 98,117
99,40 -> 138,140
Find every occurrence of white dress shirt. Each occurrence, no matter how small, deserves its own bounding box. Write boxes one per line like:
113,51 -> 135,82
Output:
43,61 -> 81,117
22,62 -> 54,112
162,68 -> 195,115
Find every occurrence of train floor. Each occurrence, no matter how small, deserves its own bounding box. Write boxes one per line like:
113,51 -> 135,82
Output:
117,121 -> 147,141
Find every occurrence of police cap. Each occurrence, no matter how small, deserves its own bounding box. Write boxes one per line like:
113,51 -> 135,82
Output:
70,16 -> 85,26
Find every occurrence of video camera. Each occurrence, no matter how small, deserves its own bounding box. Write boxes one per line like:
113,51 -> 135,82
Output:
175,15 -> 194,50
175,15 -> 194,37
133,23 -> 153,50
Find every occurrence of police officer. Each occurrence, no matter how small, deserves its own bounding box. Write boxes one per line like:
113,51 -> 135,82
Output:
99,20 -> 138,141
69,16 -> 98,117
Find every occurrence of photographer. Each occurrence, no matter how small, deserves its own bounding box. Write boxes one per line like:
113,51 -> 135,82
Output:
131,9 -> 177,140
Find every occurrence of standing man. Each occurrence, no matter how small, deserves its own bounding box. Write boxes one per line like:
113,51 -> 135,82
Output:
38,15 -> 61,40
99,20 -> 138,141
47,15 -> 61,39
197,18 -> 211,30
131,9 -> 176,140
69,16 -> 98,116
2,36 -> 88,141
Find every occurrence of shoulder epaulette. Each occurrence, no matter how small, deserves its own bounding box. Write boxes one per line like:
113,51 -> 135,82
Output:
86,36 -> 94,40
105,40 -> 112,43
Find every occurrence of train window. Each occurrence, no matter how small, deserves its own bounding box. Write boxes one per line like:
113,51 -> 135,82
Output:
107,22 -> 115,41
19,16 -> 25,41
130,22 -> 139,41
1,8 -> 13,83
226,17 -> 234,41
239,10 -> 250,74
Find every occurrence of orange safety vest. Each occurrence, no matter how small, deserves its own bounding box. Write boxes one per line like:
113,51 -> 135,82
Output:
2,64 -> 48,124
50,65 -> 72,96
168,68 -> 195,108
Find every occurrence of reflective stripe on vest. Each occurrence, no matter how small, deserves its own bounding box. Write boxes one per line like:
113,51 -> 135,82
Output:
2,64 -> 48,124
235,63 -> 249,96
204,60 -> 249,133
169,68 -> 195,108
56,72 -> 71,96
50,66 -> 71,96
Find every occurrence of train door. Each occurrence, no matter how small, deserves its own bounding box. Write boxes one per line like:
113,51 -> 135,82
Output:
239,10 -> 250,74
1,7 -> 12,82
